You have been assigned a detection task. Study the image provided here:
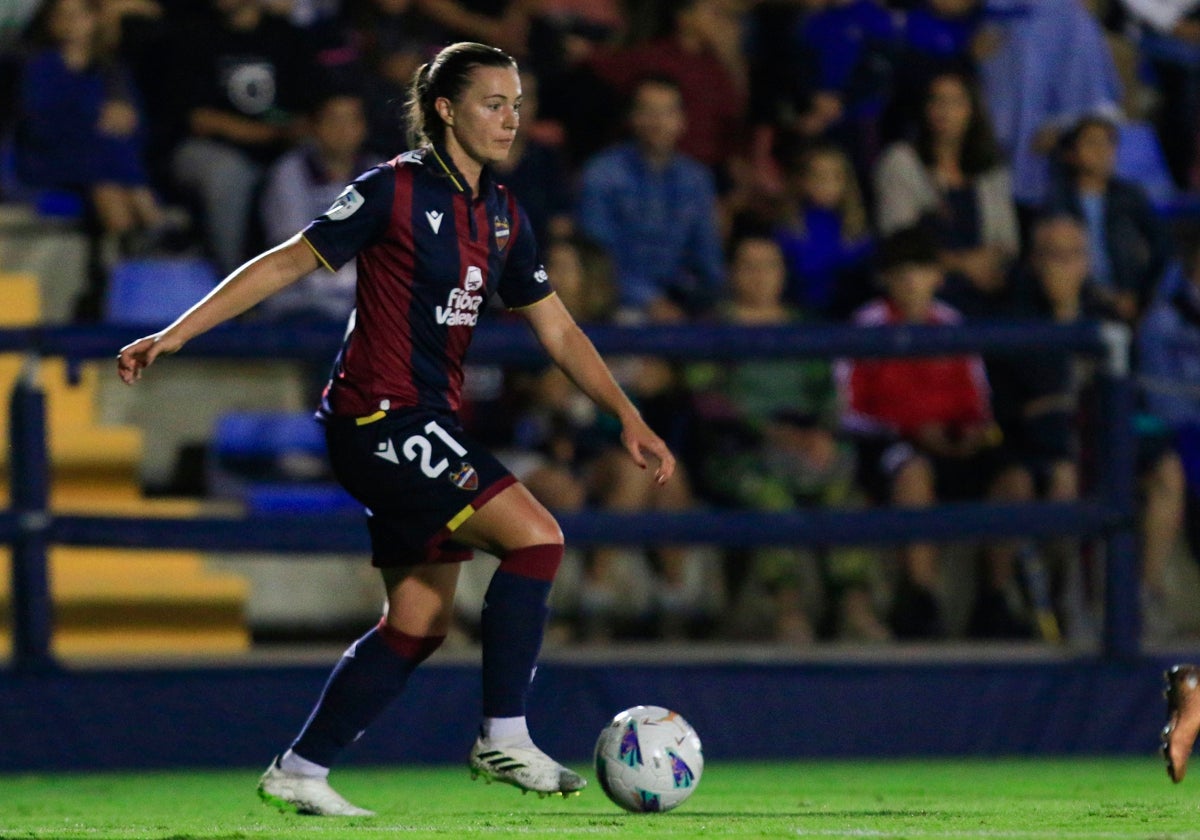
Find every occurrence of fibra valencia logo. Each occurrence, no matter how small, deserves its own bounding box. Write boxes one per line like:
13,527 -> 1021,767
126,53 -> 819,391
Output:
493,216 -> 510,250
448,462 -> 478,491
324,186 -> 364,221
436,266 -> 484,326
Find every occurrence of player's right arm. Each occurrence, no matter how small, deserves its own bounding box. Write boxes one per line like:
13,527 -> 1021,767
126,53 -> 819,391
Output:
116,235 -> 317,384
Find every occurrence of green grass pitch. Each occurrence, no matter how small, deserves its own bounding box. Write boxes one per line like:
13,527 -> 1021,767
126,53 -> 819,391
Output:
3,758 -> 1200,839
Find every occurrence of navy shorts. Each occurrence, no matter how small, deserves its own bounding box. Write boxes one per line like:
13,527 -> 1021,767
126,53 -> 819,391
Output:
323,407 -> 517,567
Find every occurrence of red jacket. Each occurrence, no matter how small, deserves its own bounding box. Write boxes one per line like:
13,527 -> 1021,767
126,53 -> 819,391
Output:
836,298 -> 993,438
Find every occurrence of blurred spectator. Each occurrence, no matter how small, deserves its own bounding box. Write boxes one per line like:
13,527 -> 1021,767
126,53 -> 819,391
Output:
412,0 -> 537,58
256,89 -> 375,324
166,0 -> 316,273
773,138 -> 875,320
490,71 -> 574,246
1139,246 -> 1200,609
338,0 -> 438,155
874,69 -> 1019,317
881,0 -> 985,144
14,0 -> 173,295
997,216 -> 1187,641
978,0 -> 1122,211
583,0 -> 747,173
836,226 -> 1036,639
785,0 -> 898,168
1043,114 -> 1176,322
576,75 -> 724,321
686,234 -> 891,643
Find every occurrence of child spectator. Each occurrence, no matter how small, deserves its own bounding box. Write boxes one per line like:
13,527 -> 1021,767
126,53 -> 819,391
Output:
836,225 -> 1036,639
1043,114 -> 1176,323
687,233 -> 891,642
874,69 -> 1019,317
773,139 -> 874,320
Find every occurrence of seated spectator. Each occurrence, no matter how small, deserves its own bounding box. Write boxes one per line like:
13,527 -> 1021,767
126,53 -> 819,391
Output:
576,75 -> 724,321
881,0 -> 984,144
1043,114 -> 1176,323
338,0 -> 439,156
773,138 -> 875,319
686,233 -> 891,642
255,89 -> 375,325
874,69 -> 1019,317
836,225 -> 1036,639
784,0 -> 898,168
978,0 -> 1122,212
582,0 -> 747,173
166,0 -> 316,273
997,215 -> 1187,641
15,0 -> 168,247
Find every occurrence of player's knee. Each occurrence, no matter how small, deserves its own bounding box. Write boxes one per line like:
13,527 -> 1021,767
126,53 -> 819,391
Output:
500,542 -> 564,582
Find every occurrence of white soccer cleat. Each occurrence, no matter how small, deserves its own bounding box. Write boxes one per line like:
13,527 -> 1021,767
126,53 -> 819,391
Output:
469,737 -> 587,798
257,758 -> 376,816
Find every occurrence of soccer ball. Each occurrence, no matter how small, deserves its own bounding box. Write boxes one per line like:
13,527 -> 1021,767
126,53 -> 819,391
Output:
593,705 -> 703,813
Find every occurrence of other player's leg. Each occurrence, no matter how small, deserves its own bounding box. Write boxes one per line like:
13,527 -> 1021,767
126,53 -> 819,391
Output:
1164,664 -> 1200,782
259,562 -> 457,815
454,482 -> 586,797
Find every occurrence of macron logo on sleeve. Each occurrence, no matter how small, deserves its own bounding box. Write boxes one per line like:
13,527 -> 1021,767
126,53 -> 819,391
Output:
426,210 -> 443,234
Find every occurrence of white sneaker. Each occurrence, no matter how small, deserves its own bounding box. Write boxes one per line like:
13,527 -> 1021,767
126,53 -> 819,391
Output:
468,737 -> 587,797
257,758 -> 375,816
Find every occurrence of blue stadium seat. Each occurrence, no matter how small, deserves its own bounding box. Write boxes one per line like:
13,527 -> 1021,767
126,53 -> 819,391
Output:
207,411 -> 352,514
103,257 -> 219,325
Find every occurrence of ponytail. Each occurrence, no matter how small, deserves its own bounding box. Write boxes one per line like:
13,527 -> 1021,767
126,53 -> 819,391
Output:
402,42 -> 517,149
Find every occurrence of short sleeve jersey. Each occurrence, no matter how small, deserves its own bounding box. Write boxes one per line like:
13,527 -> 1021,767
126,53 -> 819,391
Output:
302,144 -> 553,417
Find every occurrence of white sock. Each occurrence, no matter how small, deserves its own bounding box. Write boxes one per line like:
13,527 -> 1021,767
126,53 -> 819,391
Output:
481,716 -> 532,747
279,749 -> 330,778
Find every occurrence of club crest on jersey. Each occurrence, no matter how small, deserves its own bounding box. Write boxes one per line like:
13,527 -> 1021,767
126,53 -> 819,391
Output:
448,462 -> 478,491
323,186 -> 363,220
493,216 -> 510,250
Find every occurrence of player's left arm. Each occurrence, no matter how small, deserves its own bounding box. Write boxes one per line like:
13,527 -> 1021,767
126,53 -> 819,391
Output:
520,294 -> 675,484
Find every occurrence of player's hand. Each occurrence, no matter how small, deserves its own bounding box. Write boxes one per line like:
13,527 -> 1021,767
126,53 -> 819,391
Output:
116,331 -> 182,384
620,414 -> 676,486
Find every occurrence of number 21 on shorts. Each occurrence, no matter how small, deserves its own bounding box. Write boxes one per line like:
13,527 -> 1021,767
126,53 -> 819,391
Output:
375,420 -> 467,478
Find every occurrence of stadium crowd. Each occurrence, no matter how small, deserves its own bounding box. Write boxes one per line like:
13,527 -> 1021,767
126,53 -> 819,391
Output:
6,0 -> 1200,647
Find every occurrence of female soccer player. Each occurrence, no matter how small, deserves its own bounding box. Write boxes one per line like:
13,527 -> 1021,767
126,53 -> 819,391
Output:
116,41 -> 675,816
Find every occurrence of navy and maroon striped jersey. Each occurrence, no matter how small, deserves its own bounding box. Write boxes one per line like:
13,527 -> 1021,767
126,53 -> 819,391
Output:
302,144 -> 553,418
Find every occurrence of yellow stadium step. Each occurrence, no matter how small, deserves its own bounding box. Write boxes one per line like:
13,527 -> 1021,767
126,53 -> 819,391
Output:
0,547 -> 251,659
0,271 -> 253,660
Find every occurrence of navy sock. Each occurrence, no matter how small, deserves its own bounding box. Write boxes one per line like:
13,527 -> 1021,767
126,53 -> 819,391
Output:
291,620 -> 443,767
481,544 -> 562,719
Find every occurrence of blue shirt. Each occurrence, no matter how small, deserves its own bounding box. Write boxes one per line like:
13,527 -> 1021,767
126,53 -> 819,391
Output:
577,142 -> 724,314
1079,191 -> 1113,288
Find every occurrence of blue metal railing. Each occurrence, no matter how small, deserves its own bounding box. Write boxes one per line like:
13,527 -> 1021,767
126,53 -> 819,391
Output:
3,319 -> 1138,671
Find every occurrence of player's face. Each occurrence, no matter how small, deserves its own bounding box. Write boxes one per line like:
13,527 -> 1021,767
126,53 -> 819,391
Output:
441,65 -> 522,166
